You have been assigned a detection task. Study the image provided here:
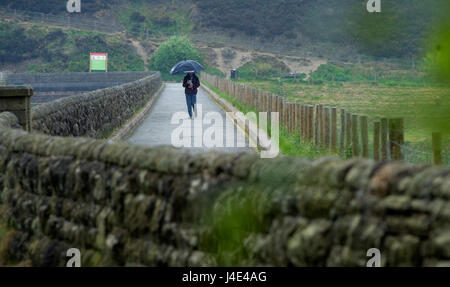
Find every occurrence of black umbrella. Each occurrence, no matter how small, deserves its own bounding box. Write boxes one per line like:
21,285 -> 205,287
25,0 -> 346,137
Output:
170,60 -> 204,75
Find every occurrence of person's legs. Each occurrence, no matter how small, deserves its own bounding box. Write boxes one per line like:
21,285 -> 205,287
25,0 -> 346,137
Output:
185,94 -> 193,118
192,94 -> 197,117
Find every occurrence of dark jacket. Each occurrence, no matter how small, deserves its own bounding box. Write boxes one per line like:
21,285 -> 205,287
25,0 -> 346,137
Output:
183,74 -> 200,95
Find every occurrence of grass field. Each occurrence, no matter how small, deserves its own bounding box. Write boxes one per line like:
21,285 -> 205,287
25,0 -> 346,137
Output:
233,77 -> 450,164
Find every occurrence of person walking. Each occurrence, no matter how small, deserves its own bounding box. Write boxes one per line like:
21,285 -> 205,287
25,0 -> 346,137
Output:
183,72 -> 200,119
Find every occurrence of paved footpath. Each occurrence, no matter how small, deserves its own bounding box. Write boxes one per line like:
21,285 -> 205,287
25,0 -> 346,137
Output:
127,83 -> 253,154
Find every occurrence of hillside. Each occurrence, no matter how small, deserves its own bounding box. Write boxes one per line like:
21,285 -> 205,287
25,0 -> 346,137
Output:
193,0 -> 446,58
0,0 -> 447,59
0,0 -> 117,15
0,20 -> 144,73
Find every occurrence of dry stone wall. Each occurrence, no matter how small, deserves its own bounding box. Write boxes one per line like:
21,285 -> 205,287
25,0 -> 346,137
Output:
0,124 -> 449,266
31,72 -> 162,138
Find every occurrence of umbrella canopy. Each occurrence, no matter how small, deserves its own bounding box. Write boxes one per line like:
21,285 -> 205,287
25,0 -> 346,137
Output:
170,60 -> 204,75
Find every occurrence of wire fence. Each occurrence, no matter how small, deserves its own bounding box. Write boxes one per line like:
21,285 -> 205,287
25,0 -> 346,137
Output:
0,6 -> 426,72
391,140 -> 450,166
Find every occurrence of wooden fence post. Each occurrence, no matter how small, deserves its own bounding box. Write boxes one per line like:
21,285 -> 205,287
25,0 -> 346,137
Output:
389,118 -> 404,161
299,105 -> 304,139
374,122 -> 381,161
255,90 -> 260,110
432,132 -> 442,165
244,86 -> 248,105
340,109 -> 345,154
314,105 -> 319,146
293,104 -> 297,133
263,92 -> 267,112
292,103 -> 296,133
294,104 -> 298,135
346,113 -> 352,154
262,90 -> 266,111
277,96 -> 282,114
352,114 -> 359,157
270,95 -> 274,114
286,103 -> 291,133
260,90 -> 264,111
273,95 -> 278,114
283,100 -> 288,128
360,116 -> 369,158
331,107 -> 337,153
304,105 -> 308,139
258,90 -> 262,111
319,104 -> 324,146
287,103 -> 291,132
381,118 -> 388,160
305,105 -> 310,139
308,106 -> 314,141
324,107 -> 330,149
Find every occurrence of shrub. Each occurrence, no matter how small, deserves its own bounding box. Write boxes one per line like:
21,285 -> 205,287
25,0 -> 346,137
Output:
149,36 -> 203,74
308,64 -> 353,82
237,55 -> 290,80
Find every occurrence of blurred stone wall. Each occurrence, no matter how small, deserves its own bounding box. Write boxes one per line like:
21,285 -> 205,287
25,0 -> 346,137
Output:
30,72 -> 162,138
0,121 -> 449,266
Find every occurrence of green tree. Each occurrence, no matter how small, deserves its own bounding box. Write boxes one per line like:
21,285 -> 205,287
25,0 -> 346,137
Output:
149,36 -> 203,75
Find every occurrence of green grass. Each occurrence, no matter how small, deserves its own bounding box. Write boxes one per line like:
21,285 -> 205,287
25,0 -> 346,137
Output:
117,1 -> 194,38
306,63 -> 433,86
233,75 -> 450,164
236,55 -> 292,81
203,81 -> 333,158
204,67 -> 225,77
198,186 -> 272,266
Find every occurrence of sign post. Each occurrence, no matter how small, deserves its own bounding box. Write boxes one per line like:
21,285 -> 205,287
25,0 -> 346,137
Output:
90,53 -> 108,72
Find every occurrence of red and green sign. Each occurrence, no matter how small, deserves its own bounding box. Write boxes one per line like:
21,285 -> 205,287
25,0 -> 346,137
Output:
90,53 -> 108,72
